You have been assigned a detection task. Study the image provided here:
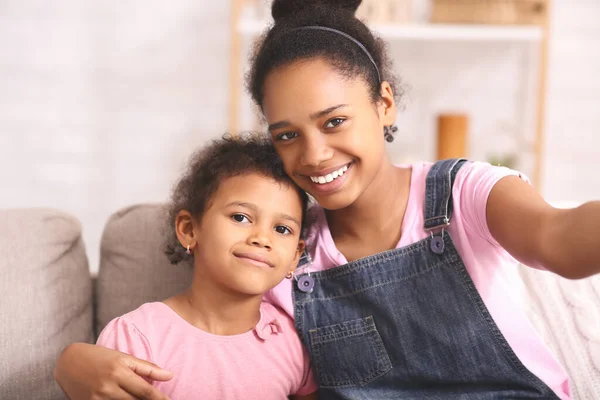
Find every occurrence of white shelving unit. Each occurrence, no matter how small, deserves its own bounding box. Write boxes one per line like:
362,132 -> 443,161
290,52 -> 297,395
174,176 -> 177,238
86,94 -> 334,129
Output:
227,1 -> 550,187
238,19 -> 543,42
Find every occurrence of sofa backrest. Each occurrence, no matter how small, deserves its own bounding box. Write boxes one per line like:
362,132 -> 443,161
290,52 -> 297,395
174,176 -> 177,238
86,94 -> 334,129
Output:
95,204 -> 193,335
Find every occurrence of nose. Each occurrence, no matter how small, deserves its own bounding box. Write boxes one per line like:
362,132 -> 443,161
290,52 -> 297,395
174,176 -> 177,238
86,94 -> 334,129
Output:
247,226 -> 272,250
300,133 -> 334,167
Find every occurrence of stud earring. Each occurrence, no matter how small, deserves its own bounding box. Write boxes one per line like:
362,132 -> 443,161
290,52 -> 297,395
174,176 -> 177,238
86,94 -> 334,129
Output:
186,245 -> 192,255
384,125 -> 398,143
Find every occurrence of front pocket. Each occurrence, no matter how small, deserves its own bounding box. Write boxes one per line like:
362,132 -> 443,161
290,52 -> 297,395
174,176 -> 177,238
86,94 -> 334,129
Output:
308,316 -> 393,388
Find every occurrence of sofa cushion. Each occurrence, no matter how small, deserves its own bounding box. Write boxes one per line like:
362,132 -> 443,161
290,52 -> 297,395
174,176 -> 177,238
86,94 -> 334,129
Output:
96,204 -> 193,335
519,265 -> 600,399
0,208 -> 93,400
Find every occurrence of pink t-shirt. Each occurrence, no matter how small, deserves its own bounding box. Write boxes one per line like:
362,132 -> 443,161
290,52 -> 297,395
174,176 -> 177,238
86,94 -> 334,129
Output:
97,301 -> 316,399
265,161 -> 570,399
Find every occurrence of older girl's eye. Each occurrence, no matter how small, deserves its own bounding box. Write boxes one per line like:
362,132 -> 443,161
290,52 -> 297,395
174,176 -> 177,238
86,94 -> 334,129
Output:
325,118 -> 345,129
276,132 -> 299,141
231,214 -> 250,223
275,225 -> 292,235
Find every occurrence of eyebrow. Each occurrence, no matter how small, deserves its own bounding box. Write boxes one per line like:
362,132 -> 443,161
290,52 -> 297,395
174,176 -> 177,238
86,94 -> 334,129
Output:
226,201 -> 301,227
267,104 -> 348,132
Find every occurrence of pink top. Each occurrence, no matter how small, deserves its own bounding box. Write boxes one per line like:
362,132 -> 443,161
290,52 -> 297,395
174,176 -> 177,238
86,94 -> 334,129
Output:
97,302 -> 316,399
265,161 -> 570,399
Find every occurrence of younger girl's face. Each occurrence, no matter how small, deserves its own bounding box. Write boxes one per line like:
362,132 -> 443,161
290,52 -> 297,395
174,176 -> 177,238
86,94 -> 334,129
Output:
191,173 -> 305,297
262,58 -> 396,210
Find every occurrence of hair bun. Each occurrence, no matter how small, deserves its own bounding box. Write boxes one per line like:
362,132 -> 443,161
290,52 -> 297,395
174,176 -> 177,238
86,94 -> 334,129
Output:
271,0 -> 362,22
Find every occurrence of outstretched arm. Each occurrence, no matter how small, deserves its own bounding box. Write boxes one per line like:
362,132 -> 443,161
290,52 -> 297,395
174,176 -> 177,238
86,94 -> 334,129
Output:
487,175 -> 600,279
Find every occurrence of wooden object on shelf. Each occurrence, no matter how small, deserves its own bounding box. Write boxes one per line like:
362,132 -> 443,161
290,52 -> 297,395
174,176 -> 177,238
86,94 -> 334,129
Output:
429,0 -> 551,189
436,114 -> 469,160
431,0 -> 548,26
532,0 -> 551,189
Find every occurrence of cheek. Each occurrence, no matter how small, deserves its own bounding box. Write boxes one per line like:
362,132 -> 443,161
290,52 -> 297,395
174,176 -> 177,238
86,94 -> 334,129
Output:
207,223 -> 240,248
354,121 -> 385,153
275,146 -> 298,173
277,242 -> 300,266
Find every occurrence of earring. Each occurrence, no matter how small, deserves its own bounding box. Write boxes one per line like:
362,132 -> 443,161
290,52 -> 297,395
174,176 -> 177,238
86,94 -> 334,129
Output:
384,125 -> 398,142
285,271 -> 294,279
186,245 -> 192,255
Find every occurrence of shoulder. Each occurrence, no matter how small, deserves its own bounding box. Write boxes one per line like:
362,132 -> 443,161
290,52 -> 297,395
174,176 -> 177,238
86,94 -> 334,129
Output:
102,302 -> 175,339
406,160 -> 529,243
453,161 -> 529,195
452,161 -> 529,246
409,160 -> 528,202
96,303 -> 172,358
407,160 -> 525,187
118,302 -> 172,326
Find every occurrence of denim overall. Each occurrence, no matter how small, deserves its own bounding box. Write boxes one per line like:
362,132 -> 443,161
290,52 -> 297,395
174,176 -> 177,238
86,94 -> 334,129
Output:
293,159 -> 558,399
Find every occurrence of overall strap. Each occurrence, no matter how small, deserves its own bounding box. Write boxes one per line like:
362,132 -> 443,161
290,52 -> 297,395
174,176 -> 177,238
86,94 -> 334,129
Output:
424,158 -> 468,232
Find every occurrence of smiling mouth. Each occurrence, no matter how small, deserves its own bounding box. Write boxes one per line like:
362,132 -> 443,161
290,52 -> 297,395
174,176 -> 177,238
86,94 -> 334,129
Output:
234,253 -> 274,269
309,163 -> 351,185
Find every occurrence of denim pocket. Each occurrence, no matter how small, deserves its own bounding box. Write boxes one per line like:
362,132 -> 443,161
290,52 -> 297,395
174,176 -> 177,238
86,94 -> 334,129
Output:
308,316 -> 392,388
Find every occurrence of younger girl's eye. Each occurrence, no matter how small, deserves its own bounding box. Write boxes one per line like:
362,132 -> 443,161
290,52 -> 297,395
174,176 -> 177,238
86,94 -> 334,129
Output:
275,225 -> 292,235
325,117 -> 345,129
231,214 -> 250,223
276,132 -> 299,141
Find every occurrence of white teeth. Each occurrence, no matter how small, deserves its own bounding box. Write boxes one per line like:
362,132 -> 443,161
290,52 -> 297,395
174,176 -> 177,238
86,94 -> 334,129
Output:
310,164 -> 350,184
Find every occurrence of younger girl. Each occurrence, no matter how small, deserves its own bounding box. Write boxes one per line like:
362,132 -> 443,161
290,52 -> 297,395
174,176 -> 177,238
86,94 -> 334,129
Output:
55,0 -> 600,399
95,135 -> 317,399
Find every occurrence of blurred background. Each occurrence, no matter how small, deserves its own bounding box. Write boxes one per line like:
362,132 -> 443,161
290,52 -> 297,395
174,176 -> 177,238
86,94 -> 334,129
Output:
1,0 -> 598,272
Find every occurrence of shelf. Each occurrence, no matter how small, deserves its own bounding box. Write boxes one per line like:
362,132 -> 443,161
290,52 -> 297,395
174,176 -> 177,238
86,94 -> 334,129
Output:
238,19 -> 543,42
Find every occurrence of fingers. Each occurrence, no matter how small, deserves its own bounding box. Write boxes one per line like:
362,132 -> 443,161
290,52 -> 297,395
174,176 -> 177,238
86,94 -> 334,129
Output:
118,370 -> 171,400
124,357 -> 174,382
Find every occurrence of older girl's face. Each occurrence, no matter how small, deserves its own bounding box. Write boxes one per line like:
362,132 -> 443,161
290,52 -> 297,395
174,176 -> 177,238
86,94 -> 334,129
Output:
262,58 -> 396,210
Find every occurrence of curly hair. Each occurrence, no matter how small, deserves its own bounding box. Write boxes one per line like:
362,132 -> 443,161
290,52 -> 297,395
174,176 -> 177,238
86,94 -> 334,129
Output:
164,133 -> 310,265
247,0 -> 402,119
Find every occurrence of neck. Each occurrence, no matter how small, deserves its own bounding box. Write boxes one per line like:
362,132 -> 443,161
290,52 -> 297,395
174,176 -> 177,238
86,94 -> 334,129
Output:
327,160 -> 410,242
166,276 -> 263,336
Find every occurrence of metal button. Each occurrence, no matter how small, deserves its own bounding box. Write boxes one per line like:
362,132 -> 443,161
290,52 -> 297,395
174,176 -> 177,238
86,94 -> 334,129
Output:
431,236 -> 445,254
297,275 -> 314,293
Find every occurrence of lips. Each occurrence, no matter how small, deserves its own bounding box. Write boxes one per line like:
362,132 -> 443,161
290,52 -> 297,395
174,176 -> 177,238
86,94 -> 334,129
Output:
305,162 -> 352,180
234,252 -> 274,268
309,164 -> 349,184
303,162 -> 353,194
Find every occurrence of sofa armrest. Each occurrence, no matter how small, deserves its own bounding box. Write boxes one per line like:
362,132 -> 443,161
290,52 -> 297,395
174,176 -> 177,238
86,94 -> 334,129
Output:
0,208 -> 93,400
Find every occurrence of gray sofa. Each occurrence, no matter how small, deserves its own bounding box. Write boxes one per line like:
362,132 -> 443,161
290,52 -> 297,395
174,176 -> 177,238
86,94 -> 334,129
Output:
0,205 -> 192,400
1,205 -> 599,399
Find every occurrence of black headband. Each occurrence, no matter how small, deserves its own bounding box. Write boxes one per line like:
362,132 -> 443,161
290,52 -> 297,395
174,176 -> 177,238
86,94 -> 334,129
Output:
292,25 -> 381,83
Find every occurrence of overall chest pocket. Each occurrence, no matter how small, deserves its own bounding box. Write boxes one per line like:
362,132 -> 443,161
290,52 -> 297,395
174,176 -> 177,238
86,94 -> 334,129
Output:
308,315 -> 392,388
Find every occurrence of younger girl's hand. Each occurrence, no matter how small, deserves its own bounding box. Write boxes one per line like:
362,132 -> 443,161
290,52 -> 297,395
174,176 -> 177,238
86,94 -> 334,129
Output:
54,342 -> 173,400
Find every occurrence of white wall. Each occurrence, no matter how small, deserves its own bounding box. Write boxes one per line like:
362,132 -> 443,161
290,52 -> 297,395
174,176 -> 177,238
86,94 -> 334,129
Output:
542,0 -> 600,201
0,0 -> 598,271
0,1 -> 231,271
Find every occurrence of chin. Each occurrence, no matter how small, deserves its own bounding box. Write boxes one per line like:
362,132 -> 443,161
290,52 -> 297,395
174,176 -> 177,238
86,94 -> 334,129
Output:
234,285 -> 269,297
312,190 -> 358,211
231,280 -> 275,297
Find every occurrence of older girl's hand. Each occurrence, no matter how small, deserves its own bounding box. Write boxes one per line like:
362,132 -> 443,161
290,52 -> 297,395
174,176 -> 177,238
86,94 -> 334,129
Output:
54,343 -> 173,400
